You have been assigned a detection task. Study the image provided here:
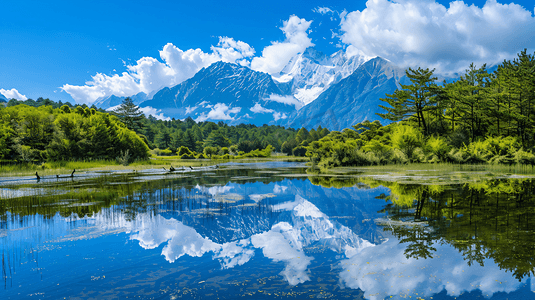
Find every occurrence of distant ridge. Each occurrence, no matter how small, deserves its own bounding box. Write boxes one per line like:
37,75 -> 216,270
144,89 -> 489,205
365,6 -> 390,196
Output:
139,61 -> 298,125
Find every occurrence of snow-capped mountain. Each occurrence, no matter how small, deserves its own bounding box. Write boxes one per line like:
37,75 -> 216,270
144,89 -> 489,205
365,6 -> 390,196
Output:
139,61 -> 300,125
92,48 -> 408,130
93,91 -> 150,110
273,47 -> 371,105
286,57 -> 409,131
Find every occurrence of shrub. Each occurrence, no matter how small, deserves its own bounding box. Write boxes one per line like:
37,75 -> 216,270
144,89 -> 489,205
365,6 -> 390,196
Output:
178,146 -> 193,156
425,136 -> 450,162
116,149 -> 131,166
292,146 -> 307,157
514,148 -> 535,166
390,125 -> 423,162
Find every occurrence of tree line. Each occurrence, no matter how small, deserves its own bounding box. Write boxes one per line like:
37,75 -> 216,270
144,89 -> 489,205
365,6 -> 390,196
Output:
0,97 -> 329,163
114,97 -> 328,159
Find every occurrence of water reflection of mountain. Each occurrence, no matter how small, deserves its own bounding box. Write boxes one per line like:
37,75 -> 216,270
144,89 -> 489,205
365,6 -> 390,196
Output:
3,165 -> 535,299
130,194 -> 375,285
167,179 -> 390,245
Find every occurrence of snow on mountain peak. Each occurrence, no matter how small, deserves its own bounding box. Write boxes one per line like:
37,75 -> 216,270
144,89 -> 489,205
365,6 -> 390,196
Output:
272,47 -> 371,105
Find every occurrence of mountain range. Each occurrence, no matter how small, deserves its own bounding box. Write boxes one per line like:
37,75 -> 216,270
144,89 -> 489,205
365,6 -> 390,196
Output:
94,47 -> 408,131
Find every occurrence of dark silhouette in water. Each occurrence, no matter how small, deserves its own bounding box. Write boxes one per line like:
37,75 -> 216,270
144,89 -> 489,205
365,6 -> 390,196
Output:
169,166 -> 176,172
189,166 -> 193,170
35,172 -> 40,180
70,169 -> 75,177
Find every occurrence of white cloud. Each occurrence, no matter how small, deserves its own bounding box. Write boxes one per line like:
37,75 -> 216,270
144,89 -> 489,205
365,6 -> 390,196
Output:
211,36 -> 256,67
265,94 -> 303,110
313,7 -> 334,15
0,88 -> 28,100
138,106 -> 171,121
195,103 -> 241,122
251,15 -> 314,75
250,103 -> 274,114
340,0 -> 535,73
250,103 -> 289,121
273,112 -> 287,121
185,106 -> 197,114
63,37 -> 255,104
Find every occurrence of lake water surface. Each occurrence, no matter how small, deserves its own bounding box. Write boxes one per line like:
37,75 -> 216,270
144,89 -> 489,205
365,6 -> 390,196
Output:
1,162 -> 535,299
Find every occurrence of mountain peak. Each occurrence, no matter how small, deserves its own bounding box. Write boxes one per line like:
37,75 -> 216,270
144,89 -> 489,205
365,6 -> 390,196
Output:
302,47 -> 328,63
273,47 -> 372,105
139,60 -> 295,125
286,57 -> 407,131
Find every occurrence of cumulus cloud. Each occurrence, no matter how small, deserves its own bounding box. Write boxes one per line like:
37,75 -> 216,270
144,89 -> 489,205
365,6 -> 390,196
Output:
138,106 -> 171,121
250,103 -> 288,121
340,0 -> 535,73
195,103 -> 241,122
264,94 -> 303,110
273,112 -> 288,121
251,15 -> 314,75
250,103 -> 274,114
0,88 -> 28,100
63,37 -> 255,104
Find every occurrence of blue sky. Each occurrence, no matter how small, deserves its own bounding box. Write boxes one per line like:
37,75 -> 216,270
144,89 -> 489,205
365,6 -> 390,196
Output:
1,0 -> 534,104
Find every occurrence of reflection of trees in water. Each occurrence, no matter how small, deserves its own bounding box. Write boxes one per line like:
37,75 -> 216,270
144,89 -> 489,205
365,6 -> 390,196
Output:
1,168 -> 294,288
377,178 -> 535,281
0,167 -> 296,220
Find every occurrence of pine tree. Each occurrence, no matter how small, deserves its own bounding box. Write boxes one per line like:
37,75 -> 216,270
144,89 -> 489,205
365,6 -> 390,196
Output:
113,97 -> 145,132
378,67 -> 440,136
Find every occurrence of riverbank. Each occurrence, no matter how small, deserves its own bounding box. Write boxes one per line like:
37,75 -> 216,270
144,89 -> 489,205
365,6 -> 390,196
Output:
0,156 -> 309,177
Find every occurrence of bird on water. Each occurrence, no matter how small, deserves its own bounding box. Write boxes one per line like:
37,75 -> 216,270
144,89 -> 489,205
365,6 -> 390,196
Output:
70,169 -> 75,177
35,172 -> 40,180
169,166 -> 176,172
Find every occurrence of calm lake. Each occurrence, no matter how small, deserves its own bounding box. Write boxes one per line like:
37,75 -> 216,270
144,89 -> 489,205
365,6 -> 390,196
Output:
1,162 -> 535,299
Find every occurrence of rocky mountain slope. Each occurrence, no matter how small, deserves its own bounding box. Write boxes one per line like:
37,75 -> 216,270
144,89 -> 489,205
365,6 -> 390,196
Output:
285,57 -> 409,131
139,61 -> 299,125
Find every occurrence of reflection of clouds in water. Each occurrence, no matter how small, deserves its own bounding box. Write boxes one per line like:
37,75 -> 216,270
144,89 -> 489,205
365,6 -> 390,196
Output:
51,193 -> 373,286
126,194 -> 374,286
214,240 -> 255,269
273,184 -> 288,194
252,222 -> 312,285
195,184 -> 233,196
340,238 -> 528,300
249,193 -> 276,202
130,215 -> 220,262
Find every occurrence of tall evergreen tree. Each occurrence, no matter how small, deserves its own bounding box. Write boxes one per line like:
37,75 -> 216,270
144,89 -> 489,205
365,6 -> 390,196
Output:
113,97 -> 145,132
378,67 -> 440,136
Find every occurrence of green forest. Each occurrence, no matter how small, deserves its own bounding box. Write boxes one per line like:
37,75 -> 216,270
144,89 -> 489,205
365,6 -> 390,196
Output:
2,49 -> 535,167
0,97 -> 315,164
307,50 -> 535,168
